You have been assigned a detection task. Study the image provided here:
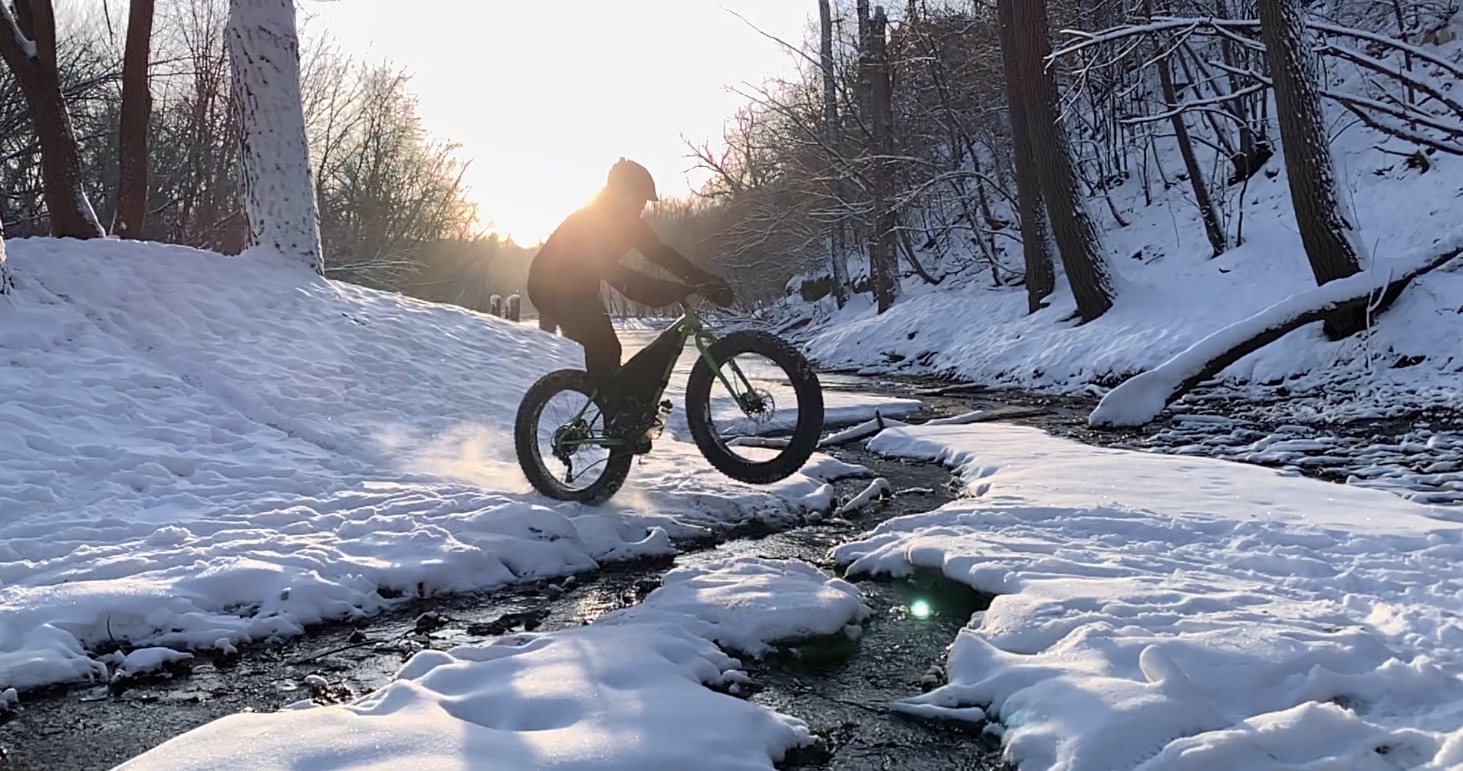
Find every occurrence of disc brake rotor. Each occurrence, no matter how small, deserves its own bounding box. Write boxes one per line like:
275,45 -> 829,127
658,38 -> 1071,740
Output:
739,388 -> 776,426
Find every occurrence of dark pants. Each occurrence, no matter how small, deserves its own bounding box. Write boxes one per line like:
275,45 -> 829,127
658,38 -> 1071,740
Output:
547,294 -> 622,385
529,270 -> 687,427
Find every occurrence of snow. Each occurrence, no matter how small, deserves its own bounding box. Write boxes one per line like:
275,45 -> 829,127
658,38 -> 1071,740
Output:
798,453 -> 873,482
112,647 -> 193,680
598,556 -> 872,656
115,621 -> 813,771
791,29 -> 1463,426
120,553 -> 872,769
226,0 -> 323,272
834,477 -> 891,516
0,239 -> 860,694
835,421 -> 1463,771
1090,230 -> 1463,427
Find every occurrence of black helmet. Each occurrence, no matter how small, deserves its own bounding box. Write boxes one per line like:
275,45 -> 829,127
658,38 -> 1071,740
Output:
606,158 -> 659,202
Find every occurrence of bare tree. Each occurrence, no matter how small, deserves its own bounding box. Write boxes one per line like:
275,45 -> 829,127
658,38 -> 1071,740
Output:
0,0 -> 105,238
995,0 -> 1055,313
1143,0 -> 1226,257
1257,0 -> 1368,338
226,0 -> 322,273
314,64 -> 478,288
863,4 -> 899,312
112,0 -> 155,239
818,0 -> 851,307
1004,0 -> 1117,322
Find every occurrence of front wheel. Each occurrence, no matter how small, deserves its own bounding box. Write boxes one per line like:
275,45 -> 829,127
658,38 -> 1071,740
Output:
685,331 -> 823,484
515,369 -> 633,504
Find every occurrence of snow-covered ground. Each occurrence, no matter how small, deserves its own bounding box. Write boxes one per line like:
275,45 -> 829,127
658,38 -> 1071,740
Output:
790,34 -> 1463,424
0,239 -> 913,695
117,554 -> 874,771
835,421 -> 1463,771
108,411 -> 1463,770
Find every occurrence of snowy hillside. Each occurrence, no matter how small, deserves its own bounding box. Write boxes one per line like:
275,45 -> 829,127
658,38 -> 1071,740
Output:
0,239 -> 852,694
794,61 -> 1463,419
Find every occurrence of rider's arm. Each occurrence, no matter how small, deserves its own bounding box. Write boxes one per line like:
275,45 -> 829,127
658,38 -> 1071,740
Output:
629,217 -> 716,285
605,261 -> 689,309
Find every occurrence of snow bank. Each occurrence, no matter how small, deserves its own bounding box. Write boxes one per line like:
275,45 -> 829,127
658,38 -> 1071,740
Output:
113,553 -> 875,769
799,80 -> 1463,419
599,556 -> 872,656
0,239 -> 842,693
836,422 -> 1463,771
115,622 -> 813,771
1091,233 -> 1463,427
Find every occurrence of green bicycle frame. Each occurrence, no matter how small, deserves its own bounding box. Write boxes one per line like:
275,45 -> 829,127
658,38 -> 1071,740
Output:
561,303 -> 756,451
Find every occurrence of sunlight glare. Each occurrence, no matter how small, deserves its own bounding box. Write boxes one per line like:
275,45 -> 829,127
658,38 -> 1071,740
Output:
303,0 -> 814,244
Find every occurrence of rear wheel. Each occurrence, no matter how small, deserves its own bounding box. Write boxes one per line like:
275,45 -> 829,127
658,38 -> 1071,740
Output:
515,369 -> 633,504
685,331 -> 823,484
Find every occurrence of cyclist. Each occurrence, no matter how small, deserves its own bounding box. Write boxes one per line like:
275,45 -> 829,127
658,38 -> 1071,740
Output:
527,158 -> 733,442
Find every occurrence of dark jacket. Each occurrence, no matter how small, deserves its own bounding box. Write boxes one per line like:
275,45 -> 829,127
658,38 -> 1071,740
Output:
527,204 -> 710,308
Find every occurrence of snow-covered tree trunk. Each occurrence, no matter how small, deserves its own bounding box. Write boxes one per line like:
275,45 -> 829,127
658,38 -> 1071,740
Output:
1257,0 -> 1368,338
995,0 -> 1056,313
1005,0 -> 1118,322
226,0 -> 323,274
1089,242 -> 1463,427
1,220 -> 11,294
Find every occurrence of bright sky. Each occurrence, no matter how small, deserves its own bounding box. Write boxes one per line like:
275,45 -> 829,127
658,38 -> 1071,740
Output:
302,1 -> 816,244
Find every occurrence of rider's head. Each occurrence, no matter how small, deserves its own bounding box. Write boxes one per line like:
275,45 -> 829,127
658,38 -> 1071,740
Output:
600,158 -> 658,216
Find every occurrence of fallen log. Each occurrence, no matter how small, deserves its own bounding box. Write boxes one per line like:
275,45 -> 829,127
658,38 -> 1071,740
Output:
1089,240 -> 1463,427
819,410 -> 909,448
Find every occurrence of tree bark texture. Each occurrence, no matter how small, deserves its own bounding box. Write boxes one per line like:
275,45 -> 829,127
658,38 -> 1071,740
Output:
113,0 -> 156,239
0,1 -> 105,239
819,0 -> 851,307
1004,0 -> 1116,322
995,0 -> 1056,313
227,0 -> 324,274
1256,0 -> 1368,338
862,6 -> 900,313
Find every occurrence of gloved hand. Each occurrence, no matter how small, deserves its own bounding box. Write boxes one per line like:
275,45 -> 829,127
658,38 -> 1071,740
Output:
696,274 -> 734,308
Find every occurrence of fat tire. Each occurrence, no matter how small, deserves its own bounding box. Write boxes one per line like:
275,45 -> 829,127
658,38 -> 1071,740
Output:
515,369 -> 633,504
685,331 -> 823,484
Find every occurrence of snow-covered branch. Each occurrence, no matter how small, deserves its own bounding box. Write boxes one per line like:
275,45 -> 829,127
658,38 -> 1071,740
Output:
0,4 -> 37,62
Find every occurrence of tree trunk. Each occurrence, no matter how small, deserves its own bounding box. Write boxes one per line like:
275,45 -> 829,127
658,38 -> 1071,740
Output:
1,219 -> 11,294
227,0 -> 323,274
1156,40 -> 1225,256
863,5 -> 899,313
995,0 -> 1056,313
1256,0 -> 1368,339
0,1 -> 106,239
819,0 -> 850,308
112,0 -> 156,239
1005,0 -> 1117,322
